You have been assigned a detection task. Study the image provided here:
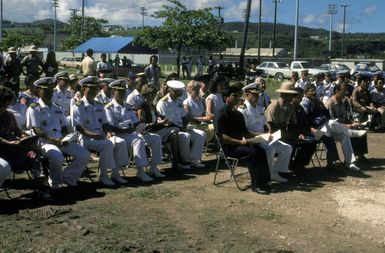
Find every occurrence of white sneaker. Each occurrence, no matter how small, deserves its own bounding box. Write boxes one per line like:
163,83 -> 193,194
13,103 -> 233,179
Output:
136,171 -> 154,182
190,160 -> 205,168
350,130 -> 366,138
149,167 -> 165,178
271,173 -> 288,183
48,178 -> 60,189
99,176 -> 116,186
348,163 -> 361,172
111,172 -> 128,184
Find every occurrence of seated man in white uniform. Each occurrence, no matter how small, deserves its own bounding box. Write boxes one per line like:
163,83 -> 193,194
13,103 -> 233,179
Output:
71,76 -> 129,186
95,78 -> 115,105
156,80 -> 206,168
0,157 -> 11,188
26,77 -> 91,188
238,82 -> 292,183
52,71 -> 73,125
105,79 -> 164,182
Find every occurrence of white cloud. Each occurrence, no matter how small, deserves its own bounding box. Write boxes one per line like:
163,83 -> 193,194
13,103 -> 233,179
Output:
364,5 -> 377,15
335,22 -> 350,33
302,13 -> 329,26
303,14 -> 316,24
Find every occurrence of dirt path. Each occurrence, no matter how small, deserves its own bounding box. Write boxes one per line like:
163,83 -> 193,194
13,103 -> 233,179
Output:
1,133 -> 385,252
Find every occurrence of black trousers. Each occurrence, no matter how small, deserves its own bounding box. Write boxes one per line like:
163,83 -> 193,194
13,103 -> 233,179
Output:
223,144 -> 270,188
289,140 -> 317,170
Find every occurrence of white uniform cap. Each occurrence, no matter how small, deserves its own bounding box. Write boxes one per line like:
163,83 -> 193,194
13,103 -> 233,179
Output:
166,80 -> 185,90
109,79 -> 128,90
54,71 -> 69,82
242,82 -> 261,93
33,77 -> 55,88
79,76 -> 99,87
99,78 -> 115,85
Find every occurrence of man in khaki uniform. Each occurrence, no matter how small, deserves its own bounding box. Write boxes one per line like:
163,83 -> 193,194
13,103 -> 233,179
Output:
81,48 -> 97,77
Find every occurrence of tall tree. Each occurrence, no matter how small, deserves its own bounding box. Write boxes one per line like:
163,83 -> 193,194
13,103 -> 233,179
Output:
136,0 -> 228,76
61,15 -> 108,51
0,31 -> 42,51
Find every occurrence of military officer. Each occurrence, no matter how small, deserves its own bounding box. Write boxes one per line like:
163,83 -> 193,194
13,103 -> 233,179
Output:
95,77 -> 115,105
126,77 -> 146,110
26,77 -> 91,189
52,71 -> 73,124
156,80 -> 206,168
71,76 -> 129,186
105,79 -> 164,182
238,82 -> 292,183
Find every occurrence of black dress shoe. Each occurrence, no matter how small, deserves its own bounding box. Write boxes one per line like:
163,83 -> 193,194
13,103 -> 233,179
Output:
252,186 -> 271,195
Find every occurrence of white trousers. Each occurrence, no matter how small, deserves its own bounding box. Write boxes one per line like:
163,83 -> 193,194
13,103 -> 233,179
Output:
260,140 -> 292,174
325,120 -> 356,165
117,133 -> 149,168
178,129 -> 206,162
41,143 -> 90,185
141,133 -> 163,168
81,136 -> 128,176
0,157 -> 11,187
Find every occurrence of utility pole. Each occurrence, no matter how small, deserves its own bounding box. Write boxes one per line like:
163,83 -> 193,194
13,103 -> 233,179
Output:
257,0 -> 262,63
239,0 -> 252,70
140,7 -> 147,30
214,6 -> 224,57
293,0 -> 299,60
0,0 -> 3,41
81,0 -> 84,38
52,0 -> 59,52
327,4 -> 338,55
340,4 -> 349,57
69,8 -> 80,17
272,0 -> 283,58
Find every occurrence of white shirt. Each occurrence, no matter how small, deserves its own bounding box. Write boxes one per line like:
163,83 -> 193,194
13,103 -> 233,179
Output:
156,94 -> 186,128
183,96 -> 205,118
26,98 -> 67,139
126,89 -> 145,110
205,93 -> 225,116
52,86 -> 73,117
105,99 -> 139,128
95,90 -> 112,105
71,97 -> 106,135
8,103 -> 27,130
238,100 -> 265,133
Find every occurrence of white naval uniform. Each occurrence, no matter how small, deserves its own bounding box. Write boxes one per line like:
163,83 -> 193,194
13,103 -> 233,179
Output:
52,86 -> 73,124
125,89 -> 145,110
71,97 -> 129,177
295,78 -> 310,90
157,94 -> 206,162
95,90 -> 112,105
322,80 -> 335,105
105,99 -> 162,169
26,99 -> 90,187
238,100 -> 292,174
0,157 -> 11,188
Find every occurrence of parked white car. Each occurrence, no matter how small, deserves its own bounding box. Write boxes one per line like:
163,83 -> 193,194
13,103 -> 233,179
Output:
257,62 -> 292,81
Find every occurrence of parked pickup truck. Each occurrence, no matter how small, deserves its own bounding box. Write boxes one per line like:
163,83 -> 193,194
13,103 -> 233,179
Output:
290,61 -> 326,81
257,61 -> 292,81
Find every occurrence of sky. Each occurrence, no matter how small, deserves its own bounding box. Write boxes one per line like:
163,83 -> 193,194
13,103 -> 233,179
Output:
2,0 -> 384,33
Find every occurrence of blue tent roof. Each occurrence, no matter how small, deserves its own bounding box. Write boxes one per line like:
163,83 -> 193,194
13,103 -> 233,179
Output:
73,37 -> 134,54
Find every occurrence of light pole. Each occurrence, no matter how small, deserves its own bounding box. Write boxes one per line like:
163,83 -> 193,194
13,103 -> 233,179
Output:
0,0 -> 3,41
327,4 -> 338,55
293,0 -> 299,60
239,0 -> 252,70
257,0 -> 262,63
52,0 -> 59,52
340,4 -> 349,57
272,0 -> 283,58
140,7 -> 147,30
81,0 -> 84,38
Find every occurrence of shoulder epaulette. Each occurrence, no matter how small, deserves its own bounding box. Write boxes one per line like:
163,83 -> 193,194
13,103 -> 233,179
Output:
30,103 -> 39,108
160,95 -> 168,101
75,100 -> 83,107
105,102 -> 113,108
238,104 -> 246,109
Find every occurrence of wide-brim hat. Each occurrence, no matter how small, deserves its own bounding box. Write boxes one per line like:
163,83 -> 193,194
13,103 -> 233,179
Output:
8,47 -> 16,53
29,45 -> 38,52
275,81 -> 298,94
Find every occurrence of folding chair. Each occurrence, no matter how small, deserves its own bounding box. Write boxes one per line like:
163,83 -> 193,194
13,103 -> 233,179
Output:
213,134 -> 250,191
